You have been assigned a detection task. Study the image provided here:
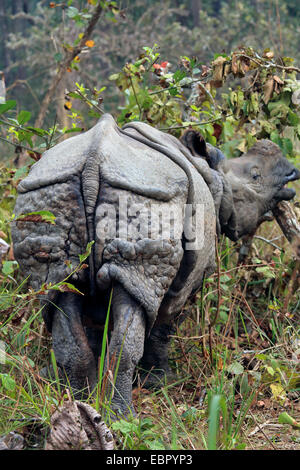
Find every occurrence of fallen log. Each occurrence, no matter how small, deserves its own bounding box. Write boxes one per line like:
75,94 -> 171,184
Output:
45,399 -> 114,450
272,201 -> 300,259
238,201 -> 300,263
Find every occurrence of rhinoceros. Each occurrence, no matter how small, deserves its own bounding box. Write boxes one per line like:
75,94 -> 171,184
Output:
11,114 -> 300,417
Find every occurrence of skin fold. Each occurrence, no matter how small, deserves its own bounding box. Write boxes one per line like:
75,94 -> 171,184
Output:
11,115 -> 300,418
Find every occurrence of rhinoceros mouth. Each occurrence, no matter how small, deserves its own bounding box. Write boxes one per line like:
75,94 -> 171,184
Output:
283,169 -> 300,184
277,186 -> 296,201
275,167 -> 300,201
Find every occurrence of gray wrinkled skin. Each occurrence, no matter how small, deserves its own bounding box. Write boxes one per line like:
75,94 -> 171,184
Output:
11,115 -> 299,418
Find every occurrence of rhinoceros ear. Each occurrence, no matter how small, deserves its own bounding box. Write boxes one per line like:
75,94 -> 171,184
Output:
219,178 -> 239,241
180,130 -> 225,170
180,129 -> 208,158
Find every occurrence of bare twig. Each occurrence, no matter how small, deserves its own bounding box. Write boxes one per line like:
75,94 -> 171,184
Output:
253,235 -> 283,252
235,54 -> 300,74
0,135 -> 36,153
159,114 -> 232,131
283,260 -> 299,312
34,2 -> 104,129
5,79 -> 40,109
238,289 -> 261,330
247,408 -> 277,450
129,75 -> 142,119
208,236 -> 221,364
73,88 -> 104,115
210,236 -> 221,328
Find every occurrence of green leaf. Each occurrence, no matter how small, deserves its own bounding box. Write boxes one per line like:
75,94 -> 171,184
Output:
64,127 -> 84,134
227,362 -> 244,375
0,100 -> 16,115
178,76 -> 193,87
256,353 -> 267,361
259,119 -> 276,134
270,131 -> 282,147
270,383 -> 286,404
265,365 -> 275,376
17,110 -> 31,125
109,73 -> 120,81
268,101 -> 289,119
0,373 -> 16,392
208,394 -> 228,450
278,412 -> 300,429
111,418 -> 139,434
2,260 -> 18,276
222,121 -> 234,139
67,6 -> 79,18
288,110 -> 299,126
169,87 -> 178,96
282,138 -> 293,156
79,240 -> 95,263
13,165 -> 29,181
54,52 -> 63,63
256,266 -> 275,279
146,440 -> 165,450
173,69 -> 186,82
67,92 -> 84,100
16,210 -> 56,224
220,274 -> 231,284
53,282 -> 84,295
192,67 -> 201,75
26,126 -> 49,136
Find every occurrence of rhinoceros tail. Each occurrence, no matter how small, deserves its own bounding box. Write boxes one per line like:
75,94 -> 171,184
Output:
81,151 -> 102,296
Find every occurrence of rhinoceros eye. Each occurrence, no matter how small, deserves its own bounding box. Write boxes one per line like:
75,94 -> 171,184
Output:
250,167 -> 261,181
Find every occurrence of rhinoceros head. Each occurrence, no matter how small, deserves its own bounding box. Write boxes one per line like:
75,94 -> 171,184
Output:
181,131 -> 300,240
222,140 -> 300,239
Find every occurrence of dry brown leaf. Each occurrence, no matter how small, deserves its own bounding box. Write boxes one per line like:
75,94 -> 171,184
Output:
212,56 -> 227,83
231,53 -> 238,75
263,77 -> 274,104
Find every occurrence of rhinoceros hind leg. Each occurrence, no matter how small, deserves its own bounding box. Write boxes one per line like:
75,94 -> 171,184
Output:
51,293 -> 97,398
138,324 -> 176,390
104,284 -> 146,420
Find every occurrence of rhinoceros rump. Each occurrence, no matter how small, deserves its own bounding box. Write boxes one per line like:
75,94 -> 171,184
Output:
12,114 -> 300,418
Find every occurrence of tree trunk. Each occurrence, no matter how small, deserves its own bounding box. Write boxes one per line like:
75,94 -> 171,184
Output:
190,0 -> 201,27
56,76 -> 70,135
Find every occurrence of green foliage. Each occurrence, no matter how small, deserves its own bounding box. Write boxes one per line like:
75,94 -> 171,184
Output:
111,416 -> 166,450
105,45 -> 300,159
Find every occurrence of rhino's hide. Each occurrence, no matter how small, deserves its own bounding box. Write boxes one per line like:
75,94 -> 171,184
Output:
12,114 -> 218,332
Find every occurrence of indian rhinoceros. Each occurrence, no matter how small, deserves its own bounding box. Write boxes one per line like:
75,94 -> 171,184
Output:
11,114 -> 300,418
